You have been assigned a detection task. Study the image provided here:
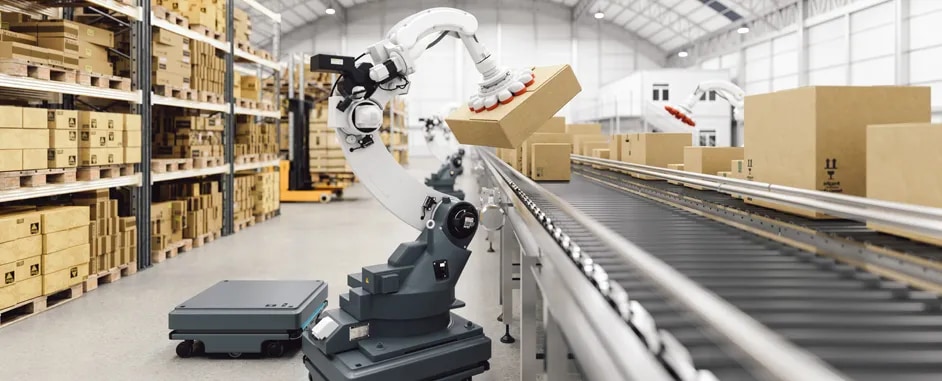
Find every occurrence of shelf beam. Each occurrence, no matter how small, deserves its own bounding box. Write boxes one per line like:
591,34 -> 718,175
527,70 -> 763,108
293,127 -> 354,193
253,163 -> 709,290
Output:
234,106 -> 280,118
88,0 -> 143,20
0,74 -> 142,102
152,94 -> 230,113
151,165 -> 230,183
0,174 -> 141,203
233,159 -> 281,172
234,48 -> 280,70
238,0 -> 281,23
152,15 -> 229,52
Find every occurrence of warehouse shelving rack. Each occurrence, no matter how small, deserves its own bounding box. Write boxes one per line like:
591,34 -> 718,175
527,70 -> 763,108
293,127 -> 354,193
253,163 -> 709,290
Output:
0,0 -> 282,270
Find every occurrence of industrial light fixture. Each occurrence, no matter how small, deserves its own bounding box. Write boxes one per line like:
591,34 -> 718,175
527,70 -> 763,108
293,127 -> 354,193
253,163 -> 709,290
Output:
325,7 -> 336,15
737,26 -> 750,34
678,51 -> 689,58
594,10 -> 605,19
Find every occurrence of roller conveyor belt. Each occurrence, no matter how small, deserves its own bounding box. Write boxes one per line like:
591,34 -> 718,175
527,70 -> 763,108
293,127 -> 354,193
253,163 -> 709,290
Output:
507,168 -> 942,381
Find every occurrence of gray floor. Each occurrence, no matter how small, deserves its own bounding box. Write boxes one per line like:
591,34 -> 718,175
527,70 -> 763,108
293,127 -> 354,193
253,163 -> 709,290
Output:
0,157 -> 521,381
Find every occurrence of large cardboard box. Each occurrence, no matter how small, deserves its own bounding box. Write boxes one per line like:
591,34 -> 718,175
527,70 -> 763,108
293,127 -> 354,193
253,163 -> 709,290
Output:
48,109 -> 78,130
78,23 -> 113,48
536,117 -> 566,133
43,225 -> 88,253
78,57 -> 113,75
43,244 -> 90,274
22,149 -> 47,170
153,28 -> 185,47
609,134 -> 626,161
14,256 -> 41,282
0,41 -> 41,62
581,142 -> 609,157
124,147 -> 141,164
530,143 -> 571,181
572,135 -> 608,155
80,147 -> 123,166
42,263 -> 88,295
50,129 -> 78,148
78,111 -> 120,130
0,235 -> 42,265
37,36 -> 79,54
0,29 -> 36,45
79,128 -> 122,148
591,148 -> 610,159
566,123 -> 602,135
48,148 -> 78,168
123,130 -> 142,147
0,129 -> 49,149
39,207 -> 89,234
866,123 -> 942,245
11,20 -> 80,39
14,276 -> 41,303
0,106 -> 23,127
22,108 -> 46,129
446,65 -> 581,148
622,133 -> 692,169
520,133 -> 572,177
744,86 -> 930,218
124,114 -> 141,131
0,211 -> 41,244
0,150 -> 22,171
684,147 -> 744,174
0,284 -> 14,309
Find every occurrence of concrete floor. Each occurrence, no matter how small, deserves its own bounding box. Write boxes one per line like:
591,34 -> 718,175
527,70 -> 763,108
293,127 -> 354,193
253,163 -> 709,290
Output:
0,157 -> 521,381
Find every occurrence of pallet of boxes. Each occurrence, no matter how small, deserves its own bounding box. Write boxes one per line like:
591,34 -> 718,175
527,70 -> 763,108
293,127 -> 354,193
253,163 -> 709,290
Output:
0,107 -> 76,191
235,115 -> 279,163
153,114 -> 225,170
152,181 -> 223,260
309,106 -> 354,182
190,38 -> 224,103
77,111 -> 140,180
150,27 -> 192,99
0,206 -> 90,325
72,190 -> 137,292
254,171 -> 279,223
233,174 -> 256,231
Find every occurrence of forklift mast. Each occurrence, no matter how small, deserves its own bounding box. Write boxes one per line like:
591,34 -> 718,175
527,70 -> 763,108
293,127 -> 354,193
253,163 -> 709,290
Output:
289,98 -> 314,190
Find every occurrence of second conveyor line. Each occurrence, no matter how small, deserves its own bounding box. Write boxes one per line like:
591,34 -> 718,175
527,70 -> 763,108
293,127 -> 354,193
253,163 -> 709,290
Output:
506,165 -> 942,381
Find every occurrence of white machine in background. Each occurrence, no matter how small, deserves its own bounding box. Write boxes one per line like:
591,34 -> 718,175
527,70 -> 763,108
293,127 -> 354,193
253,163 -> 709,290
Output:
664,79 -> 745,127
421,115 -> 461,164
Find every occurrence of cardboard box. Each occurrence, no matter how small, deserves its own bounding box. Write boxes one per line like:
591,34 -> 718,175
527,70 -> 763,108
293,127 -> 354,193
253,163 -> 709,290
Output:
566,123 -> 602,135
446,65 -> 581,148
37,36 -> 79,54
79,128 -> 120,148
0,284 -> 14,309
50,129 -> 78,149
536,117 -> 566,133
78,111 -> 120,130
48,148 -> 78,168
153,28 -> 185,47
14,256 -> 41,282
123,130 -> 142,147
124,147 -> 141,164
684,147 -> 744,175
0,149 -> 22,171
42,263 -> 87,295
520,133 -> 572,177
591,148 -> 611,159
79,147 -> 123,166
621,133 -> 692,169
22,108 -> 46,129
0,106 -> 22,127
78,58 -> 113,75
609,134 -> 626,161
0,211 -> 41,244
1,261 -> 14,287
0,235 -> 42,265
581,142 -> 609,157
866,123 -> 942,245
77,39 -> 107,60
0,29 -> 36,45
48,109 -> 78,130
730,160 -> 747,179
0,129 -> 49,149
39,207 -> 89,234
124,114 -> 141,131
572,134 -> 608,155
152,70 -> 185,88
43,225 -> 88,254
0,41 -> 41,62
12,276 -> 40,303
530,143 -> 571,181
744,86 -> 930,218
22,149 -> 47,170
78,23 -> 114,48
12,20 -> 80,39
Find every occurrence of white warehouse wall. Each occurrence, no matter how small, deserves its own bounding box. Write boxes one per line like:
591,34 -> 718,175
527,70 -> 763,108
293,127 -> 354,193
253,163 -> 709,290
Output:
694,0 -> 942,123
278,0 -> 663,128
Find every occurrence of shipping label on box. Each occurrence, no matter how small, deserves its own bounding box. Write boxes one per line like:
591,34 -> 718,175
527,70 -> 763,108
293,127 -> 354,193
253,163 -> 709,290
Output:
0,235 -> 42,265
22,108 -> 46,129
47,148 -> 78,168
22,149 -> 47,170
0,129 -> 49,149
42,264 -> 88,295
48,109 -> 78,130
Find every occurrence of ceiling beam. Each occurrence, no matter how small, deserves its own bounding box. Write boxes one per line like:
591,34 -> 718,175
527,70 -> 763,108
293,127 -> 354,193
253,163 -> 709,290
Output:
572,0 -> 600,21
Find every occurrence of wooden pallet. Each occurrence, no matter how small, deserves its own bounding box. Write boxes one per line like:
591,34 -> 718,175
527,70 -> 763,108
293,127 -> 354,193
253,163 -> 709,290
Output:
234,218 -> 256,233
259,101 -> 275,112
0,168 -> 77,191
236,40 -> 251,52
0,284 -> 83,329
237,98 -> 257,109
0,58 -> 75,83
76,72 -> 132,91
83,263 -> 136,292
77,164 -> 134,181
234,154 -> 259,164
192,156 -> 224,168
154,85 -> 196,101
259,153 -> 277,162
151,158 -> 193,173
254,212 -> 276,224
192,231 -> 221,248
151,239 -> 193,264
153,6 -> 189,28
197,90 -> 222,104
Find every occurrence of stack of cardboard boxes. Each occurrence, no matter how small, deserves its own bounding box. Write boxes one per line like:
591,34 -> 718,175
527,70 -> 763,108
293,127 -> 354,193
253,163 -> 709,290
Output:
151,28 -> 191,89
240,75 -> 259,100
191,40 -> 224,95
154,181 -> 223,242
232,8 -> 250,47
253,172 -> 279,216
78,111 -> 128,166
308,107 -> 351,173
154,115 -> 224,161
150,200 -> 183,253
173,0 -> 217,31
73,190 -> 136,274
9,18 -> 114,75
235,116 -> 278,158
48,109 -> 79,170
3,18 -> 80,72
234,174 -> 255,222
123,114 -> 142,164
39,206 -> 90,296
0,210 -> 42,310
620,133 -> 693,180
214,0 -> 228,37
0,107 -> 50,171
567,123 -> 607,156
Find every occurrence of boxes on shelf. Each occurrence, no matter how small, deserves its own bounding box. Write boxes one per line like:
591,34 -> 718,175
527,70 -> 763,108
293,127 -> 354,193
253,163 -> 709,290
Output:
191,40 -> 224,95
73,190 -> 134,274
235,115 -> 278,158
154,180 -> 222,245
151,28 -> 191,88
0,208 -> 45,308
744,85 -> 930,218
77,111 -> 133,166
36,206 -> 90,296
866,123 -> 942,245
153,112 -> 224,161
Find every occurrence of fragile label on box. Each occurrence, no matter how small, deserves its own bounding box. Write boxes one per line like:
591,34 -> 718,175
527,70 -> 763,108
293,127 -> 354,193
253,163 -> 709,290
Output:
48,109 -> 78,129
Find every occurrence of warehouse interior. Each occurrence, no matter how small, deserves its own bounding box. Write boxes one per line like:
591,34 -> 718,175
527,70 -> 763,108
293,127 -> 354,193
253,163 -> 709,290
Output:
0,0 -> 941,380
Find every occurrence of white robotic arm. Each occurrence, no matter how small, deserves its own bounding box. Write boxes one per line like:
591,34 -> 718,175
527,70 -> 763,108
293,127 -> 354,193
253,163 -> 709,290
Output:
311,8 -> 535,231
664,80 -> 745,127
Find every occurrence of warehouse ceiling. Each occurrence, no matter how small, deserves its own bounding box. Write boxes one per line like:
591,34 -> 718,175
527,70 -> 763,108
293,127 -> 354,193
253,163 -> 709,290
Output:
244,0 -> 784,54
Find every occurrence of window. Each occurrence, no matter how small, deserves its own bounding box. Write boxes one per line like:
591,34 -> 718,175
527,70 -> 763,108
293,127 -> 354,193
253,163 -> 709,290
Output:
709,91 -> 717,101
699,130 -> 717,147
652,83 -> 669,101
700,91 -> 718,101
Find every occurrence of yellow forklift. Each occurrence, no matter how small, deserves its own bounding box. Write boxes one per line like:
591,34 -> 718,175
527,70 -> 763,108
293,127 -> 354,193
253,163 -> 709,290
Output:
279,98 -> 344,203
